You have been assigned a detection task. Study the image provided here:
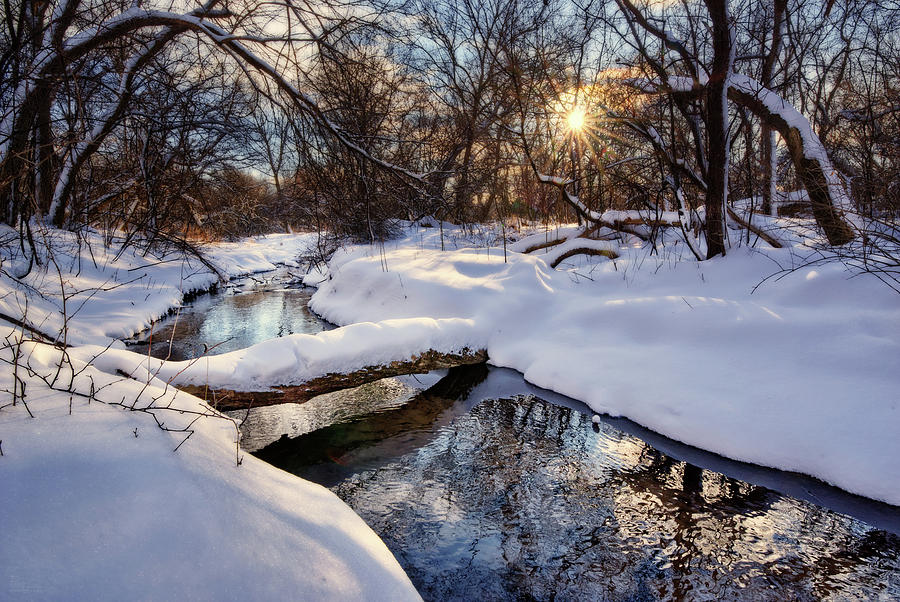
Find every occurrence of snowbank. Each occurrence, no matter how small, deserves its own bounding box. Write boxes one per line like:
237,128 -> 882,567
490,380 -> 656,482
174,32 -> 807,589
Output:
74,316 -> 482,391
2,219 -> 898,601
0,228 -> 320,344
306,224 -> 900,506
0,231 -> 419,600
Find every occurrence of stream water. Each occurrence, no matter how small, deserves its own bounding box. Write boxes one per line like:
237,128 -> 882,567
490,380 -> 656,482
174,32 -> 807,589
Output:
126,268 -> 333,360
126,270 -> 900,600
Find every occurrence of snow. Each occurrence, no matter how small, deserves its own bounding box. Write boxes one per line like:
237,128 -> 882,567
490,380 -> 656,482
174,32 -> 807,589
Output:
509,225 -> 585,253
537,173 -> 569,187
535,237 -> 621,267
0,229 -> 419,601
2,217 -> 899,599
77,316 -> 482,391
732,190 -> 810,216
302,224 -> 900,506
0,227 -> 318,344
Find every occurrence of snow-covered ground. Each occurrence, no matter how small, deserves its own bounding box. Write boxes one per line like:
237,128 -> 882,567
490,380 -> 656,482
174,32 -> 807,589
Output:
2,217 -> 899,598
0,228 -> 316,344
303,221 -> 900,507
0,228 -> 419,600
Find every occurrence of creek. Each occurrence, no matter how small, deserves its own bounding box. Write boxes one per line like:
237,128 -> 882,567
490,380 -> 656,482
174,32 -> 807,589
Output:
126,269 -> 900,600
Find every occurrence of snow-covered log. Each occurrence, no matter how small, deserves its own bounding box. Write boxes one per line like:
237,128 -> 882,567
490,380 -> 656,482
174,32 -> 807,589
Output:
544,239 -> 619,269
73,317 -> 488,411
535,174 -> 679,235
727,75 -> 855,245
522,237 -> 569,254
178,347 -> 488,411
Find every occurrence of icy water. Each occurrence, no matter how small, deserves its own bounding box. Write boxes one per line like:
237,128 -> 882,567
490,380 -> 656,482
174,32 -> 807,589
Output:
248,366 -> 900,600
132,271 -> 900,599
126,268 -> 332,360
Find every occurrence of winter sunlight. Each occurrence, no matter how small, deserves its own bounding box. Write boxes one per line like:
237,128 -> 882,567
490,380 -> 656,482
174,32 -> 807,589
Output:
567,106 -> 586,132
2,0 -> 898,599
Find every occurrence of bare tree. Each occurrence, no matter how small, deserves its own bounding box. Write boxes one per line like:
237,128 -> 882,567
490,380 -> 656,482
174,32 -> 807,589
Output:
0,0 -> 421,251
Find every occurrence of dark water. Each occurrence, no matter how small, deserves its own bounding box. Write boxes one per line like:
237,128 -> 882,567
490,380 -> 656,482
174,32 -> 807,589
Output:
249,366 -> 900,600
137,270 -> 900,599
126,268 -> 332,360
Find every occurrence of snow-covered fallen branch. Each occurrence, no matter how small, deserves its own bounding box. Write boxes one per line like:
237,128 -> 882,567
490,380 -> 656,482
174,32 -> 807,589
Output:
72,316 -> 486,394
178,346 -> 488,411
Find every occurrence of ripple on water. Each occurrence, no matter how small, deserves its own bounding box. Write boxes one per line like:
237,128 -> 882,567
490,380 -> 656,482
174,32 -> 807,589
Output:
130,275 -> 899,600
253,392 -> 900,601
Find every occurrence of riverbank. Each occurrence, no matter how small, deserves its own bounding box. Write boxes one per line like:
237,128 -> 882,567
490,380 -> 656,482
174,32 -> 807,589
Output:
306,221 -> 900,507
0,228 -> 420,600
1,219 -> 898,598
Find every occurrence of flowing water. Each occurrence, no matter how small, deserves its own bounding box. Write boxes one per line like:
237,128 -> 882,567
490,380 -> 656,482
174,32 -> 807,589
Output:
127,271 -> 900,600
126,268 -> 332,360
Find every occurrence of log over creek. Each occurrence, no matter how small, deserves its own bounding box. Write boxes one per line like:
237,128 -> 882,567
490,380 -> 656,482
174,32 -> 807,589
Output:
125,268 -> 900,601
177,348 -> 489,411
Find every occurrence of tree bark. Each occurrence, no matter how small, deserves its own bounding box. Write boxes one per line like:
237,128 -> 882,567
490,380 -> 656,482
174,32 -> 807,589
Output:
760,0 -> 786,216
177,347 -> 489,411
728,81 -> 855,245
703,0 -> 732,258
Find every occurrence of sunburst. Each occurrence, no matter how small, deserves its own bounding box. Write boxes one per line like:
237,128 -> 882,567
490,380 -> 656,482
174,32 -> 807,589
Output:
567,107 -> 586,132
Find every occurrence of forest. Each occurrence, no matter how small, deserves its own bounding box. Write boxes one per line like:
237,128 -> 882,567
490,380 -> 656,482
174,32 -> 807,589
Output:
1,0 -> 897,272
2,0 -> 900,599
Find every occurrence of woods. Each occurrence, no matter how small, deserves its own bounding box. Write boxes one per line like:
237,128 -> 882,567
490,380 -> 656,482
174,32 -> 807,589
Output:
0,0 -> 897,265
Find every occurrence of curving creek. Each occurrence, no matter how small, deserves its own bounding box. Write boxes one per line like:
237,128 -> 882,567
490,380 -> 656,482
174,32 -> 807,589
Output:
127,269 -> 900,600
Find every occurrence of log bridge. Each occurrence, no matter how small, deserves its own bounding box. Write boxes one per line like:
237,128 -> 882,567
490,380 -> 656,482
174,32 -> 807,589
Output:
179,347 -> 489,411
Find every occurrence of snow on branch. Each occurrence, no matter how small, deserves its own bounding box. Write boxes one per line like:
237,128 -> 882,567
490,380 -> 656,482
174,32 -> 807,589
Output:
618,71 -> 856,245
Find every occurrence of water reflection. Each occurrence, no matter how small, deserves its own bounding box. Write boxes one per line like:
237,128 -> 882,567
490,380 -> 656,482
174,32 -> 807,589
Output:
127,270 -> 332,360
253,364 -> 488,485
129,270 -> 900,599
252,377 -> 900,600
234,376 -> 423,453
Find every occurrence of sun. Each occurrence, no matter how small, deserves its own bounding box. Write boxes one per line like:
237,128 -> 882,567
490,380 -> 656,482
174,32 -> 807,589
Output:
567,107 -> 586,131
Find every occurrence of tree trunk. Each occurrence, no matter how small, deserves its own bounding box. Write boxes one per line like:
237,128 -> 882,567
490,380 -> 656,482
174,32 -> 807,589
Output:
703,0 -> 732,259
728,77 -> 855,245
760,0 -> 786,216
761,129 -> 776,215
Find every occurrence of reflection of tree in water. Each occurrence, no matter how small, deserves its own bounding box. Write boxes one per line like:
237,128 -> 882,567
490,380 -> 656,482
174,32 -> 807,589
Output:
127,310 -> 207,361
127,287 -> 329,360
328,395 -> 899,601
254,364 -> 490,485
209,290 -> 319,344
609,433 -> 900,599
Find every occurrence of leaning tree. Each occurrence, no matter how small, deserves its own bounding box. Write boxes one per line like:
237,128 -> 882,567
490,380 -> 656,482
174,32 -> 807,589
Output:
611,0 -> 856,256
0,0 -> 427,248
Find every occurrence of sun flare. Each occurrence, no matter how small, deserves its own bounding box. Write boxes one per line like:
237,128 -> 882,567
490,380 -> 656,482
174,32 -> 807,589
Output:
567,107 -> 586,131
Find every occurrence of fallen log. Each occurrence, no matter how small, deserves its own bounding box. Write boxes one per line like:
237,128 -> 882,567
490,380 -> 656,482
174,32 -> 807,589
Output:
726,206 -> 783,248
549,247 -> 618,269
523,237 -> 569,254
609,216 -> 680,227
179,347 -> 489,411
521,221 -> 657,255
581,222 -> 650,242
